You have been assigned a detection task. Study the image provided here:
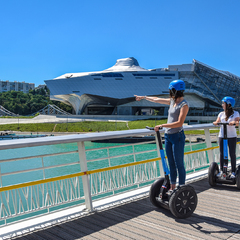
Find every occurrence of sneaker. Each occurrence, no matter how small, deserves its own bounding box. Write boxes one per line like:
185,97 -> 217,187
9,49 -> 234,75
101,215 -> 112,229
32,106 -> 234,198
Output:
217,171 -> 223,178
230,172 -> 236,179
166,190 -> 173,196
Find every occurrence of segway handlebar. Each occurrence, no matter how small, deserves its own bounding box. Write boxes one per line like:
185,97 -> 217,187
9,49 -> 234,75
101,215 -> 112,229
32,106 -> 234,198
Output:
217,123 -> 236,126
146,126 -> 163,131
217,122 -> 236,139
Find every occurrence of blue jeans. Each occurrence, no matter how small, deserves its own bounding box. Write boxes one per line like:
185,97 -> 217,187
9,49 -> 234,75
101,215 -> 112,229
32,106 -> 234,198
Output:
219,137 -> 237,172
164,130 -> 186,185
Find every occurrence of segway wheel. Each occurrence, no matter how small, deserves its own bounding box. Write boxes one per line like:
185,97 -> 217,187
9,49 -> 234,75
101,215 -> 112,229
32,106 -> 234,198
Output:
236,165 -> 240,189
169,185 -> 198,219
149,178 -> 170,208
208,162 -> 219,187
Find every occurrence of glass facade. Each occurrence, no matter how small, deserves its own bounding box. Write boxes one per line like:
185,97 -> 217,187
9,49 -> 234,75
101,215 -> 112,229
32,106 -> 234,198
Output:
133,73 -> 176,77
181,60 -> 240,110
92,73 -> 124,78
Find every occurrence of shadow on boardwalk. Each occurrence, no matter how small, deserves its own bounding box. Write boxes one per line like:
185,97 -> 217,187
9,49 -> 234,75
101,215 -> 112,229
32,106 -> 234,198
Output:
15,178 -> 240,240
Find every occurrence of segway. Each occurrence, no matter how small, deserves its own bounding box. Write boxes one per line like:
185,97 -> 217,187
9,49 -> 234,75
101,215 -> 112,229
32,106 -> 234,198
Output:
146,126 -> 198,218
208,123 -> 240,189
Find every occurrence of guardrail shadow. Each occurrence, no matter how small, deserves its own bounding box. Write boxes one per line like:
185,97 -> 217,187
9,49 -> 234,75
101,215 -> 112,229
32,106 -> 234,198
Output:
12,177 -> 240,239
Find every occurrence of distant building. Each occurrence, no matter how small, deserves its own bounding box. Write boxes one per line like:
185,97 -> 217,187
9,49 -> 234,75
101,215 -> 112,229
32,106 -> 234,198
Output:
35,84 -> 46,90
0,80 -> 35,93
45,57 -> 240,116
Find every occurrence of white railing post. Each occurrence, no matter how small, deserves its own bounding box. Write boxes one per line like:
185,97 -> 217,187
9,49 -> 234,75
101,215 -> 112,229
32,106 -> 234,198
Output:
204,128 -> 214,163
77,141 -> 93,212
155,132 -> 164,177
189,135 -> 193,151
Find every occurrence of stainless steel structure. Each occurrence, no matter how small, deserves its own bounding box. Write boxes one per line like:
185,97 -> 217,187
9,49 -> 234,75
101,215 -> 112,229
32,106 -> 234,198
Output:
45,58 -> 240,115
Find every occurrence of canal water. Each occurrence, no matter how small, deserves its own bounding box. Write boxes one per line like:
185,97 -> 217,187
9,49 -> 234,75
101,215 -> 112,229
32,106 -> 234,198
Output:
0,137 -> 214,225
0,139 -> 210,187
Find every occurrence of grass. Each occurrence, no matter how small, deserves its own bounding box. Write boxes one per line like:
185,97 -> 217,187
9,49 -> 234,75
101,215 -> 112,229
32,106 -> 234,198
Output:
0,119 -> 231,135
127,119 -> 167,129
54,121 -> 128,132
184,130 -> 219,134
0,123 -> 56,132
0,116 -> 35,119
0,119 -> 168,133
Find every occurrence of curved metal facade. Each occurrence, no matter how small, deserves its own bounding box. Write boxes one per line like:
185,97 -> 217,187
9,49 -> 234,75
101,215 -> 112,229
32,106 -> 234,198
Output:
45,58 -> 240,115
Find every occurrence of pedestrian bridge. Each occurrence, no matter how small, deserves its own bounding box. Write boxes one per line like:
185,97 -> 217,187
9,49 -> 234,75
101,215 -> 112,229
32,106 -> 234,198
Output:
0,124 -> 240,239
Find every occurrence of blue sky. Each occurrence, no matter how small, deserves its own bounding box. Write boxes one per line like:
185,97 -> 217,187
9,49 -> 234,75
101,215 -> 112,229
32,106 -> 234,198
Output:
0,0 -> 239,86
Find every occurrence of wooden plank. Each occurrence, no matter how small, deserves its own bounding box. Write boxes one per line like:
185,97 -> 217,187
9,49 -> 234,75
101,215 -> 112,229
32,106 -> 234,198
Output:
13,178 -> 240,240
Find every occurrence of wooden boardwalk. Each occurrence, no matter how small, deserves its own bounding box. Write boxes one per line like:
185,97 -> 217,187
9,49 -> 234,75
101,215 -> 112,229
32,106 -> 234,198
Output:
14,178 -> 240,240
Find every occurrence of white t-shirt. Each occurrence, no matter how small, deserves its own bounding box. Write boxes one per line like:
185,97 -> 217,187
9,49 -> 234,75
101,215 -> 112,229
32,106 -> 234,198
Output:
218,110 -> 240,138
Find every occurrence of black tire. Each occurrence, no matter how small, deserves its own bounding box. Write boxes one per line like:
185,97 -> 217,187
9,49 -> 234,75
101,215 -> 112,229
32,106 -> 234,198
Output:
236,165 -> 240,189
208,162 -> 219,187
149,178 -> 170,208
169,185 -> 198,219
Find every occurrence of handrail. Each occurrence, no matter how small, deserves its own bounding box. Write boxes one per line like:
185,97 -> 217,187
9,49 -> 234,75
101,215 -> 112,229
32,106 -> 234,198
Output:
0,123 -> 215,150
0,157 -> 161,192
0,122 -> 237,228
1,143 -> 229,192
0,150 -> 78,163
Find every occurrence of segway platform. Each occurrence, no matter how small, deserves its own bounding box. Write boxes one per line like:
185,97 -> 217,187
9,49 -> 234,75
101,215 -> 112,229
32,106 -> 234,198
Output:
209,162 -> 240,188
149,178 -> 198,218
208,123 -> 240,189
146,127 -> 198,218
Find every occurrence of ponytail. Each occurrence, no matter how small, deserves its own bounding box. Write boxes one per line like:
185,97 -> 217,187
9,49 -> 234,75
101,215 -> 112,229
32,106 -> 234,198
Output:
225,104 -> 234,121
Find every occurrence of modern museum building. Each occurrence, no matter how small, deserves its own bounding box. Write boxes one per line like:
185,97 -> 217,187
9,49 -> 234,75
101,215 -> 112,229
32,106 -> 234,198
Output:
45,57 -> 240,117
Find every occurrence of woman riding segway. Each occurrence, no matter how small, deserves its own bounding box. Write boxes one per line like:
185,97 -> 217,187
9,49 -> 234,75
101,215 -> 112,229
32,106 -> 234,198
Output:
213,97 -> 239,179
135,79 -> 188,190
135,80 -> 198,218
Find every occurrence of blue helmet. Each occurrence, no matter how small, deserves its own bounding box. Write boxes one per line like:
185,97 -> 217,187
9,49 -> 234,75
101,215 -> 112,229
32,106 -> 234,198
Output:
169,80 -> 185,91
222,96 -> 235,107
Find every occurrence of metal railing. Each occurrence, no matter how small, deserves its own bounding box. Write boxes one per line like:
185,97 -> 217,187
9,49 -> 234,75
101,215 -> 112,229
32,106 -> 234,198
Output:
0,124 -> 238,226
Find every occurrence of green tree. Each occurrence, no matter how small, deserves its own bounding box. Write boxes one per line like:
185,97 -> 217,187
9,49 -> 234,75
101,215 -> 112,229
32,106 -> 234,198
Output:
0,90 -> 72,115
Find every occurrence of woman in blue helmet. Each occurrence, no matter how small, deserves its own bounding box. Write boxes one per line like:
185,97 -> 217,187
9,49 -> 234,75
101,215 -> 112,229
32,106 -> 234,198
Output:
213,97 -> 239,178
135,80 -> 189,191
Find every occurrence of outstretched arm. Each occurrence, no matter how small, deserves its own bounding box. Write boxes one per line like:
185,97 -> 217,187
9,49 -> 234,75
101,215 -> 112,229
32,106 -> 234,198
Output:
134,95 -> 170,105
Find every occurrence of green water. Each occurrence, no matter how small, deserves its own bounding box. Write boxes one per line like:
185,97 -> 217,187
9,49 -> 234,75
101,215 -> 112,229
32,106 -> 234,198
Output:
0,141 -> 213,187
0,140 -> 215,225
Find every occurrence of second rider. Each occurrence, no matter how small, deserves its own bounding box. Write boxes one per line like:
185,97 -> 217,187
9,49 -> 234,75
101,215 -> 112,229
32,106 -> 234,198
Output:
213,97 -> 239,178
